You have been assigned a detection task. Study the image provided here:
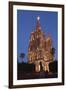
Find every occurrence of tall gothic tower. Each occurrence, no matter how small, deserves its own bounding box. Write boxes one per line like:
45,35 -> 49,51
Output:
27,16 -> 53,72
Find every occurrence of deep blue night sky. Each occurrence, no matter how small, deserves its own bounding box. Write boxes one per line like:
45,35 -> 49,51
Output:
17,10 -> 58,63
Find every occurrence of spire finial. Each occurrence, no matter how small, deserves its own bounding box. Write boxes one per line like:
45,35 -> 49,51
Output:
37,16 -> 40,21
36,16 -> 41,31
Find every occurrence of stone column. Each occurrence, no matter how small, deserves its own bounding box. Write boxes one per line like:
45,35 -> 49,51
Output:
35,61 -> 40,72
44,62 -> 49,72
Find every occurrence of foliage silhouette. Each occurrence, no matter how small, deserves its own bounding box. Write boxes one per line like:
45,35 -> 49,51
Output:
19,53 -> 25,62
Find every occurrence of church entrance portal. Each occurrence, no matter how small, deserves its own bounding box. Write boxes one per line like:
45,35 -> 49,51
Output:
39,62 -> 43,71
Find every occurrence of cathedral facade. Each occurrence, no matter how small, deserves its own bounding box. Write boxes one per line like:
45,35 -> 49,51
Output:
27,17 -> 54,72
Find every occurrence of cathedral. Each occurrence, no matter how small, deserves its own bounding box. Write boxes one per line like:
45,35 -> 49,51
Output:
27,16 -> 54,72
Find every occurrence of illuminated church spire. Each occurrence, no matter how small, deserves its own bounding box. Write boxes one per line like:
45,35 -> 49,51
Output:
36,16 -> 41,31
27,16 -> 53,72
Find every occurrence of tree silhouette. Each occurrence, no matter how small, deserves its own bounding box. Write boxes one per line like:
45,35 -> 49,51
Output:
20,53 -> 25,63
51,47 -> 55,56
